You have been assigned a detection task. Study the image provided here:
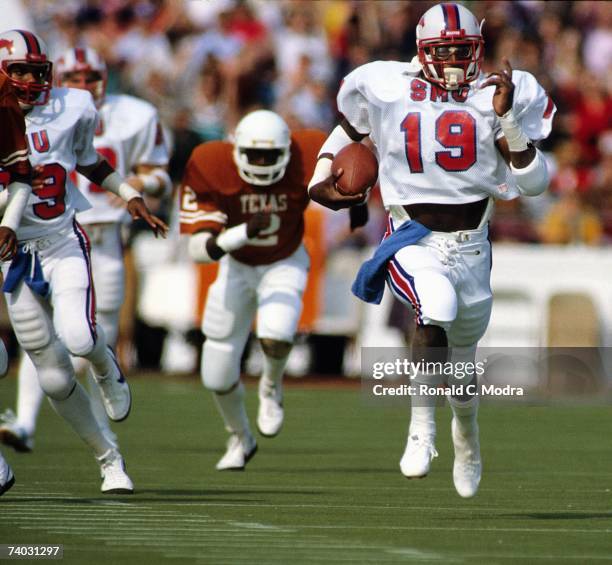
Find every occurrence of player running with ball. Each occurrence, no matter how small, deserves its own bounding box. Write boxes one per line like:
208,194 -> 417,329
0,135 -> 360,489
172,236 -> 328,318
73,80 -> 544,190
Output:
309,3 -> 555,497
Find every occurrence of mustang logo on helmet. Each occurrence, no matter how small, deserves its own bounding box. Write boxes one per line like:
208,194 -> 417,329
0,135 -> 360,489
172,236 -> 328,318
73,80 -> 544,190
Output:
0,39 -> 14,55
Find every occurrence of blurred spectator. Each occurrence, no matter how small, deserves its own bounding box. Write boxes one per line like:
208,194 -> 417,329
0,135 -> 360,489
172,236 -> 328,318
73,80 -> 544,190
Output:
539,188 -> 603,245
273,3 -> 332,100
190,57 -> 230,141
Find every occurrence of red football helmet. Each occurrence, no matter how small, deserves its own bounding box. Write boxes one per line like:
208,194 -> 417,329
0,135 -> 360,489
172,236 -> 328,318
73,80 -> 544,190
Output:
56,47 -> 107,108
0,29 -> 53,106
416,3 -> 484,90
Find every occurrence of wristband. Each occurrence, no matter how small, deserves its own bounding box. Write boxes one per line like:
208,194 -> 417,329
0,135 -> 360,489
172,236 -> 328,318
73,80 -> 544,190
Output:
101,171 -> 142,202
216,223 -> 249,252
307,157 -> 332,194
498,109 -> 530,152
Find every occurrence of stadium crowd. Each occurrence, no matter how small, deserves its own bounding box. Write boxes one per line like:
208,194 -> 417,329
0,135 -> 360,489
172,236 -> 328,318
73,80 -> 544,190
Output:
16,0 -> 612,247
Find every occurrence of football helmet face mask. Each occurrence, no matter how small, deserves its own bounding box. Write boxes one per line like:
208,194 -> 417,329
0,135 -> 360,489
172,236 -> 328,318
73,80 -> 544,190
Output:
56,47 -> 107,108
416,3 -> 484,90
0,29 -> 53,107
232,110 -> 291,187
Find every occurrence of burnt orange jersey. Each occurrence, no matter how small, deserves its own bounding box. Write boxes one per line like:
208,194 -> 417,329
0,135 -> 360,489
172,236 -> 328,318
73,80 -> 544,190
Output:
0,74 -> 31,180
180,129 -> 326,266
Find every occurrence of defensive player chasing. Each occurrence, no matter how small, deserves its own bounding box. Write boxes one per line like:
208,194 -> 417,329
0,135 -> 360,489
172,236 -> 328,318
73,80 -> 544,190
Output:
180,110 -> 324,470
0,29 -> 167,493
0,67 -> 36,495
309,3 -> 554,497
0,46 -> 170,453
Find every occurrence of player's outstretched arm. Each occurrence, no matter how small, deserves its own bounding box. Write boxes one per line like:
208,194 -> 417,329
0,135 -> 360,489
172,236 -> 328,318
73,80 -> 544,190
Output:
188,211 -> 272,264
77,157 -> 169,237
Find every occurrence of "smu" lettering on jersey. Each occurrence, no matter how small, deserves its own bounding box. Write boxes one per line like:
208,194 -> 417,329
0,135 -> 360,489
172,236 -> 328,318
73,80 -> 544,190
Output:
410,78 -> 469,104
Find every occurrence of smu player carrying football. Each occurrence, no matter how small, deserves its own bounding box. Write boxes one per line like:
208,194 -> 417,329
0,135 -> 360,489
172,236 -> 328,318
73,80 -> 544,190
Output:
180,110 -> 325,470
309,3 -> 555,497
0,70 -> 35,496
0,29 -> 167,493
0,46 -> 170,455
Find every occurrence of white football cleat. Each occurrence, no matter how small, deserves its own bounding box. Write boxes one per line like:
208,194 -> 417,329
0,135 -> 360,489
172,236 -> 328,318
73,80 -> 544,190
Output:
400,432 -> 438,478
91,348 -> 131,422
0,410 -> 34,453
0,455 -> 15,496
216,432 -> 257,471
452,417 -> 482,498
98,449 -> 134,494
257,379 -> 284,437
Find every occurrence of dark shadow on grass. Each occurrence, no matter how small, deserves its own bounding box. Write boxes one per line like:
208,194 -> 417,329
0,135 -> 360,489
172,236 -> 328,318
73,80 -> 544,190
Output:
507,512 -> 612,520
137,488 -> 325,497
249,467 -> 397,474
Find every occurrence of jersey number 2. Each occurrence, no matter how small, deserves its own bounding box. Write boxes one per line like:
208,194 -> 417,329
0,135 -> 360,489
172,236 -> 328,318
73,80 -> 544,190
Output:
401,110 -> 476,173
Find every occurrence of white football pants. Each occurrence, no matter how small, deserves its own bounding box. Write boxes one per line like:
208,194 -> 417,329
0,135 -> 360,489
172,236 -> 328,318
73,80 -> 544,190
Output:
201,244 -> 309,391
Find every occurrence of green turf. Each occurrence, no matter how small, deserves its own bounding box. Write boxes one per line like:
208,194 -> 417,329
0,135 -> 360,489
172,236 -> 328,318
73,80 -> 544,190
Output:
0,375 -> 611,564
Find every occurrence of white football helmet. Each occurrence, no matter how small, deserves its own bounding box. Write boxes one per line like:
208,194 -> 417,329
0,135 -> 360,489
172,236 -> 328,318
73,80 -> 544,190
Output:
416,3 -> 484,90
0,29 -> 53,106
56,47 -> 107,108
232,110 -> 291,186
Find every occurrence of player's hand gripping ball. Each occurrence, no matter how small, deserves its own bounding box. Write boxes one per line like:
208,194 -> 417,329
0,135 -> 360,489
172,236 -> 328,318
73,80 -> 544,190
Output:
332,143 -> 378,196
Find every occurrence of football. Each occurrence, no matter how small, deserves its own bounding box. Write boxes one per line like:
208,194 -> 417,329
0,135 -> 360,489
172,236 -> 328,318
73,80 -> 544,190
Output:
332,143 -> 378,196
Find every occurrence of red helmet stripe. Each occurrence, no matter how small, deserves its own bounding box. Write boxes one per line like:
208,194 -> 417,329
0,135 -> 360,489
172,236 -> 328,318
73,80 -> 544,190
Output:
75,48 -> 86,64
16,29 -> 41,55
442,4 -> 460,32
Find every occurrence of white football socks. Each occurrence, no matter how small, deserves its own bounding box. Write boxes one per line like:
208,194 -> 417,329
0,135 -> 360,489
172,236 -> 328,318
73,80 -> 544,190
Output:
213,381 -> 250,436
260,354 -> 288,390
49,382 -> 115,457
15,353 -> 45,436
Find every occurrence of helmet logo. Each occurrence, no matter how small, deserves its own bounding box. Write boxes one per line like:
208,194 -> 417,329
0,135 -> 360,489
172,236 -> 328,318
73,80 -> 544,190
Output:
0,39 -> 14,55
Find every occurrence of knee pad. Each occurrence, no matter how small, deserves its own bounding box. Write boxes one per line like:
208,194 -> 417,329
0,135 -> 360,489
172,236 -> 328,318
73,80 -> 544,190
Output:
201,339 -> 242,392
202,289 -> 238,341
9,302 -> 53,351
60,322 -> 97,357
447,299 -> 492,347
28,340 -> 75,400
414,271 -> 458,327
53,287 -> 97,356
256,291 -> 303,342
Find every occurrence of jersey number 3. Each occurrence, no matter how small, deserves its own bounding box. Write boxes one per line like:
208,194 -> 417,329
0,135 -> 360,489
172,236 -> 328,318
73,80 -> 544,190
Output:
401,110 -> 476,173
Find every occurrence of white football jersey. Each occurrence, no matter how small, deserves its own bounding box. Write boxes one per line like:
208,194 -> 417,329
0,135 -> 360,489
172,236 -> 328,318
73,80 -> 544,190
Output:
76,94 -> 169,225
337,61 -> 556,206
19,87 -> 96,241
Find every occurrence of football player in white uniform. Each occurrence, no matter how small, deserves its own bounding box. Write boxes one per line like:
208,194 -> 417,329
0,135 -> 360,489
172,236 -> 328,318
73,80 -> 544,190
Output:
309,3 -> 555,497
0,29 -> 167,493
0,46 -> 170,453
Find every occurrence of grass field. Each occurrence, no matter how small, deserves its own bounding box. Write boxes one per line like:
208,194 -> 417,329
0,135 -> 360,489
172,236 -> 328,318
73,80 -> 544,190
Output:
0,374 -> 611,564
